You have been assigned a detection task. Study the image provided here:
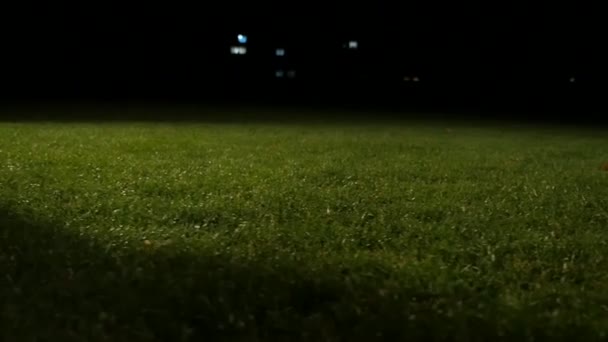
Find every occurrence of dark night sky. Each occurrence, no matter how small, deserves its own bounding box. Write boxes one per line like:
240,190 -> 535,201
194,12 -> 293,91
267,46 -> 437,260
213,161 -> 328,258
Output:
0,1 -> 603,112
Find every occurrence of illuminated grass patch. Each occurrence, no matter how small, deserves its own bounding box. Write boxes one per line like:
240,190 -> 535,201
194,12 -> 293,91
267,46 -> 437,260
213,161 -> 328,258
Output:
1,119 -> 608,341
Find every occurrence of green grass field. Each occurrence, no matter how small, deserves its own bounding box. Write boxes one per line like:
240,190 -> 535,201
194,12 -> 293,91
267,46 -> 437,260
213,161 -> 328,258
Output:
1,118 -> 608,341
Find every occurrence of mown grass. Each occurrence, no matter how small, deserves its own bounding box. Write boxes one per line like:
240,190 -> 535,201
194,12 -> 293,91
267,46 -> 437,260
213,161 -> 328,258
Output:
1,118 -> 608,341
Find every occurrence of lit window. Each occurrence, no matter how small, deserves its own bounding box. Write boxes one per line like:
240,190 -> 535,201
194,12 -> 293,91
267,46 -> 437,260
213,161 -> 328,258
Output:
237,34 -> 248,44
348,40 -> 358,49
275,70 -> 284,78
287,70 -> 296,78
275,48 -> 285,56
230,46 -> 247,55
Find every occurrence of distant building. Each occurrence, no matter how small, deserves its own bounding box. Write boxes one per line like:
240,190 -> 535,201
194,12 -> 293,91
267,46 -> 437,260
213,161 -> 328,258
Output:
230,33 -> 248,55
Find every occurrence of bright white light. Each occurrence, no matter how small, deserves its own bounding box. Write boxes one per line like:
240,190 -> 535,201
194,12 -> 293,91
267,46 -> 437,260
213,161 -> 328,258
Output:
275,48 -> 285,56
287,70 -> 296,78
237,34 -> 247,44
348,40 -> 358,49
230,46 -> 247,55
275,70 -> 284,78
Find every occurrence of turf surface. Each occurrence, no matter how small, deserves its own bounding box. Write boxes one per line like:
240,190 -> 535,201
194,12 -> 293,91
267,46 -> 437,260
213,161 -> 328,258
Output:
1,118 -> 608,341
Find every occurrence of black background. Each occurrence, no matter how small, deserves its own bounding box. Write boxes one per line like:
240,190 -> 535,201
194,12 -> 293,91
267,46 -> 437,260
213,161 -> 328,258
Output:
0,1 -> 603,118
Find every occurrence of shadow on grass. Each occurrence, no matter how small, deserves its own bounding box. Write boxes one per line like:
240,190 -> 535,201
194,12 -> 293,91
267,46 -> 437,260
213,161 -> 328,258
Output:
0,206 -> 598,341
0,206 -> 409,341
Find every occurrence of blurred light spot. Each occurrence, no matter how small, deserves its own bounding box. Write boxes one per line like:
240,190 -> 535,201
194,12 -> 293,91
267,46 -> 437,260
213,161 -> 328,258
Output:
348,40 -> 358,49
413,76 -> 420,82
569,77 -> 576,83
275,70 -> 284,78
237,34 -> 248,44
230,46 -> 247,55
275,48 -> 285,56
287,70 -> 296,78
